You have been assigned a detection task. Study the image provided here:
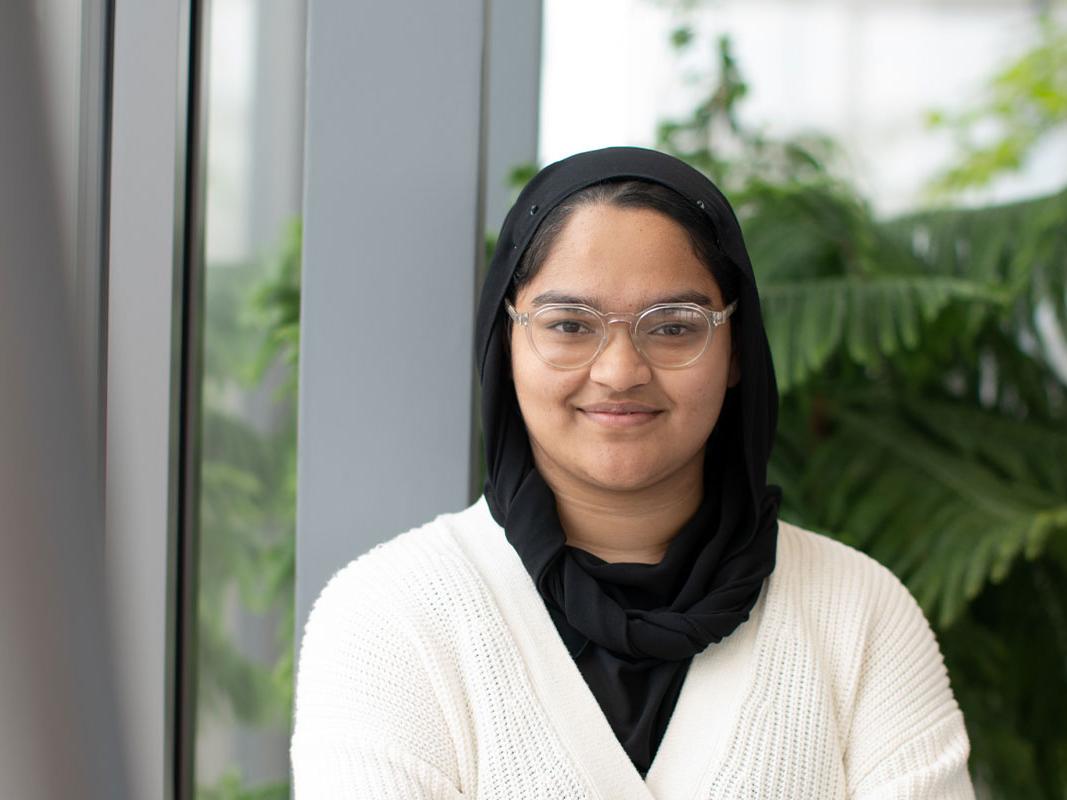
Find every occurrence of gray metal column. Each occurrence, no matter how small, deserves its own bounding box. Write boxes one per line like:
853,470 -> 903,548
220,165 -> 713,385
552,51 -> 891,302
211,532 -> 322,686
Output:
484,0 -> 544,236
106,2 -> 191,798
295,0 -> 488,636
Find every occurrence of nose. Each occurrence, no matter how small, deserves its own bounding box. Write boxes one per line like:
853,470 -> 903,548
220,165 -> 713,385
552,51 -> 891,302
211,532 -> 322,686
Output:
588,321 -> 652,390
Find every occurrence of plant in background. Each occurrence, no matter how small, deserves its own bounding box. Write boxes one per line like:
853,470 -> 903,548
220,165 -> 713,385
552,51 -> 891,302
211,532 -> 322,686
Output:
925,17 -> 1067,199
651,12 -> 1067,798
656,32 -> 843,192
196,220 -> 301,800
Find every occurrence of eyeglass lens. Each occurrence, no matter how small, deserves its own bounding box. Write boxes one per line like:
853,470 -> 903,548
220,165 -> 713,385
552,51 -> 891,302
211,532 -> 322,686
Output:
529,305 -> 712,368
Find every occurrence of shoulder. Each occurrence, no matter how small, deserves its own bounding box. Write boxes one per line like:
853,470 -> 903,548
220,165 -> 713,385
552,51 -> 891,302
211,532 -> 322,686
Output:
767,520 -> 965,717
767,518 -> 947,695
772,518 -> 921,622
293,505 -> 485,781
771,530 -> 973,792
295,511 -> 460,680
768,518 -> 961,716
301,503 -> 483,645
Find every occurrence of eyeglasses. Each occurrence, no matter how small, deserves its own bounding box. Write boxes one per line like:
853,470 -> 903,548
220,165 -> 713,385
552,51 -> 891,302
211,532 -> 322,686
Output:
505,298 -> 738,370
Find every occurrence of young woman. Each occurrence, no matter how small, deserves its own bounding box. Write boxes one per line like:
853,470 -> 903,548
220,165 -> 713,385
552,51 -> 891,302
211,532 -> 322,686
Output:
291,147 -> 975,798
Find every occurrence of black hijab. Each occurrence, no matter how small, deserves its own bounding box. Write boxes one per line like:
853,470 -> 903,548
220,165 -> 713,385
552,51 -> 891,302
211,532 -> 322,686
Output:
474,147 -> 781,777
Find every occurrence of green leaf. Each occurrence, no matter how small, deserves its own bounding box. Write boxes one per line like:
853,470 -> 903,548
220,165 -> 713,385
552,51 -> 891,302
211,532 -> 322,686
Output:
924,20 -> 1067,197
670,25 -> 694,50
762,276 -> 1007,392
793,398 -> 1067,628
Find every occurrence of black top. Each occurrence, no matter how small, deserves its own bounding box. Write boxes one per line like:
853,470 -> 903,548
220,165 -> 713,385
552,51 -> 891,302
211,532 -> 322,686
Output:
475,147 -> 782,776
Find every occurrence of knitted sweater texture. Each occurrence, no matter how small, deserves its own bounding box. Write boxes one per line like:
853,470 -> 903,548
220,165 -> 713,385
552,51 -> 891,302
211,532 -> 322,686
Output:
291,496 -> 975,799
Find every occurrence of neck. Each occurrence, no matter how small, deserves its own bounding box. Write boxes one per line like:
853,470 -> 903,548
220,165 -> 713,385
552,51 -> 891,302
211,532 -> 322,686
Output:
533,450 -> 705,565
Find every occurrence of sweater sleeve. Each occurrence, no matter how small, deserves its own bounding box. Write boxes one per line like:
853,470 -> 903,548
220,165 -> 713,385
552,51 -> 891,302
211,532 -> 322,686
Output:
290,555 -> 465,799
844,564 -> 975,800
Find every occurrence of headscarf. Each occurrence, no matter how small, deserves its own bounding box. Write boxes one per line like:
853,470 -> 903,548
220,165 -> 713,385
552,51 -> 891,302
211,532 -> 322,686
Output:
475,146 -> 781,776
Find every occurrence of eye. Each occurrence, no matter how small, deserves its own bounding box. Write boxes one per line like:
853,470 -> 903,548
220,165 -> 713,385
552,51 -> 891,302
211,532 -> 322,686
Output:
640,306 -> 708,341
534,307 -> 600,337
648,323 -> 694,337
547,319 -> 595,335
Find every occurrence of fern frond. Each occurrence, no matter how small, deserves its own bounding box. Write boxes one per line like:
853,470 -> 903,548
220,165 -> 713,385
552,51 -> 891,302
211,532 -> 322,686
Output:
790,398 -> 1067,628
762,276 -> 1008,393
888,188 -> 1067,367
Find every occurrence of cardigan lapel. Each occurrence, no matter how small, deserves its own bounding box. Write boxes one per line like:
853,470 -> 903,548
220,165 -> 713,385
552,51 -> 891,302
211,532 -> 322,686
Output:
451,498 -> 655,800
448,497 -> 769,800
643,583 -> 766,799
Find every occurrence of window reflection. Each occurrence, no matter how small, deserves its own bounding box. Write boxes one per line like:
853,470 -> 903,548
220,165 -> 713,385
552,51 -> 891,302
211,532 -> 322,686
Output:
195,1 -> 305,797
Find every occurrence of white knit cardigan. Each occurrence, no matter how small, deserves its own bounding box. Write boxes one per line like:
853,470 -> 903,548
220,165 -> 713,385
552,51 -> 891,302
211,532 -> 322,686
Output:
291,496 -> 975,799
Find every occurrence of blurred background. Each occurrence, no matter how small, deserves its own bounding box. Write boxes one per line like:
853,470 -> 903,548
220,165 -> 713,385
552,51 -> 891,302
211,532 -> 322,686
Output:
7,0 -> 1065,797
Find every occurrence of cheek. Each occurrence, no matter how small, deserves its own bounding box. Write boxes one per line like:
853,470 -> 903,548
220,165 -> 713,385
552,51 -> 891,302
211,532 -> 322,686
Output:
510,345 -> 580,425
665,365 -> 729,431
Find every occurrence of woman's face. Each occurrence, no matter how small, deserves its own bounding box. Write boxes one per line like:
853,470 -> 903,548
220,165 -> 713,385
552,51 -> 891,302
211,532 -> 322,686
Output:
510,203 -> 740,495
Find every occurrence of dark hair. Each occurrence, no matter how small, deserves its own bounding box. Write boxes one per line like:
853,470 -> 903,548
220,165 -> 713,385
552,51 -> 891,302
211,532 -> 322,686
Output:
507,179 -> 740,308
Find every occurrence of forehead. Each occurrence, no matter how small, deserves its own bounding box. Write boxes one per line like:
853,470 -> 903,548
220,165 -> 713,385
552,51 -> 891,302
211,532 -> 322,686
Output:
517,204 -> 723,309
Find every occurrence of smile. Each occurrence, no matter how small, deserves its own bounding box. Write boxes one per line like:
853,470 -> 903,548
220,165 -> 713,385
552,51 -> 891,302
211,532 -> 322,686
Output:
579,409 -> 663,428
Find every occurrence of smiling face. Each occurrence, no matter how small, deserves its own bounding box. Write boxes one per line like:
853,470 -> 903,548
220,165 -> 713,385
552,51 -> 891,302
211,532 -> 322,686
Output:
510,202 -> 740,496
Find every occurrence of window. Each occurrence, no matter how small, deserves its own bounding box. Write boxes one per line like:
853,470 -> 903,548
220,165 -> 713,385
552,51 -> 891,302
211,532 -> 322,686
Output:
193,2 -> 306,797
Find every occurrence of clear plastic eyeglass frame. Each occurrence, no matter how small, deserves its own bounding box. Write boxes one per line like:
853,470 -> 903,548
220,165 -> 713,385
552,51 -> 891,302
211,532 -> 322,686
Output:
504,298 -> 738,370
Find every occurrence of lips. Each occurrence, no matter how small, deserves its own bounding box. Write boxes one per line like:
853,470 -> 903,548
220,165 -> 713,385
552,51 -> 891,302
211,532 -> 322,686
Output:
580,402 -> 661,414
578,402 -> 663,428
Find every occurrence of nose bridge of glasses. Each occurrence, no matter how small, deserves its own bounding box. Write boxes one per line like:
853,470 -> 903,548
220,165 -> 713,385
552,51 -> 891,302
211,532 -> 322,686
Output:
598,313 -> 647,361
604,313 -> 638,332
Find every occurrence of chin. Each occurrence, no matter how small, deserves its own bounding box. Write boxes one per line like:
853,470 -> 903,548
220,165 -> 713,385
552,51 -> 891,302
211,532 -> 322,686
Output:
577,456 -> 668,493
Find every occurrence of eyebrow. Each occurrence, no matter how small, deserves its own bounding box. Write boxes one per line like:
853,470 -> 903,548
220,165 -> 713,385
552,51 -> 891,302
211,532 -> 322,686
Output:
530,289 -> 713,308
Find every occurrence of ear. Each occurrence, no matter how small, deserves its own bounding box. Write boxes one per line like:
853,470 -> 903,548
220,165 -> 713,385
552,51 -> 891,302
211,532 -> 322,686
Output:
727,348 -> 741,388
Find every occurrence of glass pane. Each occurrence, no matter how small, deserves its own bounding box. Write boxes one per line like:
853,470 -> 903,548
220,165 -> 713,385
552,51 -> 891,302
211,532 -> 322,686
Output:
194,1 -> 306,797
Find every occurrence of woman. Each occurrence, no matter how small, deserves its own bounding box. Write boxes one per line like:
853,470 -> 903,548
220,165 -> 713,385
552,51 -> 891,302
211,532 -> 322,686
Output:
291,147 -> 975,798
